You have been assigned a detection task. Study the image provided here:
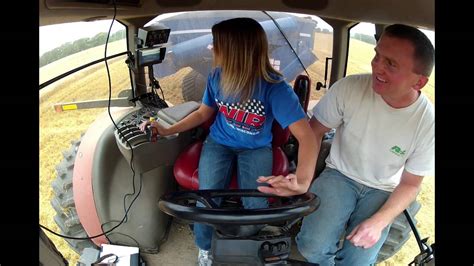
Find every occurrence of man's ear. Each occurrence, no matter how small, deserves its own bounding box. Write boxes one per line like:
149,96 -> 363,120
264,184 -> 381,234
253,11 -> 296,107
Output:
413,75 -> 429,91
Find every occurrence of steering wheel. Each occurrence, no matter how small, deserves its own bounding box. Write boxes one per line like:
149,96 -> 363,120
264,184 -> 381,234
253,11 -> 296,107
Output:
158,189 -> 320,225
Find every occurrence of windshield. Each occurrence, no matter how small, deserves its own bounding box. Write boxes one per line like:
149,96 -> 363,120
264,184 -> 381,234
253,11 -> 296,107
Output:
144,10 -> 332,104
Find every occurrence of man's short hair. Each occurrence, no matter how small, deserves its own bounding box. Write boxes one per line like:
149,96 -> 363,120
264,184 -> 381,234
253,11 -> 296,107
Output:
383,24 -> 435,76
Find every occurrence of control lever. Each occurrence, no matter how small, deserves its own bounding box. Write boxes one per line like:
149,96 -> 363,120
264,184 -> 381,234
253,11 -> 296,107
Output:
145,117 -> 159,142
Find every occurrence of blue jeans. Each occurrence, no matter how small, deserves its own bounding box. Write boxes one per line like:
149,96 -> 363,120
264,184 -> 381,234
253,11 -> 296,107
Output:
194,136 -> 272,250
296,167 -> 391,266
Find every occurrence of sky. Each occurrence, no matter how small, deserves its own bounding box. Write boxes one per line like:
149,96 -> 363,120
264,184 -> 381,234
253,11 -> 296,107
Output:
40,13 -> 434,56
352,22 -> 435,45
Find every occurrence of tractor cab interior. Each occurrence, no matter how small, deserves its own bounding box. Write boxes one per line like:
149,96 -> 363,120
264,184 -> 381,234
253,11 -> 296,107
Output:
39,1 -> 435,265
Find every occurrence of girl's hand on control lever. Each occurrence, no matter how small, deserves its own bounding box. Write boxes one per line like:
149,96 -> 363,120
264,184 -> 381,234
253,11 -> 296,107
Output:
138,120 -> 151,131
139,120 -> 170,136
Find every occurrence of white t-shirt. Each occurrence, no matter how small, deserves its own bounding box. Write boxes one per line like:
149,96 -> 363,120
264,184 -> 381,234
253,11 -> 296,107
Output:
313,74 -> 434,192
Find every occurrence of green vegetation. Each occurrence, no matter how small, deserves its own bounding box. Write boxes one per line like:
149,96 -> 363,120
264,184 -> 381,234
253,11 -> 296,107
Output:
40,30 -> 126,67
351,33 -> 377,45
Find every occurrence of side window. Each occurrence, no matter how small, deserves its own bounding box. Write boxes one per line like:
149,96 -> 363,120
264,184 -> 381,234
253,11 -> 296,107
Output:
295,15 -> 333,102
418,29 -> 435,104
145,11 -> 332,106
40,19 -> 130,139
347,23 -> 376,76
40,19 -> 130,151
40,20 -> 129,100
40,20 -> 130,264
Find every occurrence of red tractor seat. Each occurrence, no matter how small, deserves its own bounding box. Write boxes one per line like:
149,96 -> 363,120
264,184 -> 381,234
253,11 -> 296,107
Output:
173,119 -> 290,190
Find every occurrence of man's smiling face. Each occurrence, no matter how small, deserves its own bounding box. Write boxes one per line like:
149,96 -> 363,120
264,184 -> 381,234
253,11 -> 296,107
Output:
371,35 -> 426,107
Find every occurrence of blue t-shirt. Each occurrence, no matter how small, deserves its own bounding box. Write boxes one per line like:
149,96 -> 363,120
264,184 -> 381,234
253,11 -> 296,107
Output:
202,68 -> 305,149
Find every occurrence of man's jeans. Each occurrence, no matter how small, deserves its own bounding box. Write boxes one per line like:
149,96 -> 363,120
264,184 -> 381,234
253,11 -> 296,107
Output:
194,136 -> 272,250
296,167 -> 391,265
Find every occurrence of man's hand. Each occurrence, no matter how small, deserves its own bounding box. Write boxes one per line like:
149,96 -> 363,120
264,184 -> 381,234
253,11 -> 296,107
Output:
346,217 -> 387,249
256,173 -> 309,197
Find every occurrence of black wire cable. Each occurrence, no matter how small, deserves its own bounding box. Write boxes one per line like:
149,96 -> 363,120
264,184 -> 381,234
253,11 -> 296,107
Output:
147,65 -> 166,107
102,0 -> 144,229
106,232 -> 140,247
40,0 -> 143,241
100,221 -> 140,246
157,81 -> 166,102
262,11 -> 311,78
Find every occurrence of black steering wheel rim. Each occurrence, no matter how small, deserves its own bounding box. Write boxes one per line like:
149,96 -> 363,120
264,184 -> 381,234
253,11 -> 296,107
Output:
158,189 -> 320,225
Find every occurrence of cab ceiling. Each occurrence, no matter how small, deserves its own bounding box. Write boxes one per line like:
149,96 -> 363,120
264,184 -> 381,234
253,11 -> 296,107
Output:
40,0 -> 434,30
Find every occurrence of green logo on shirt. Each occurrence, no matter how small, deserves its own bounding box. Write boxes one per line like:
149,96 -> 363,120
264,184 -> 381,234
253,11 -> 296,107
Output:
390,146 -> 406,156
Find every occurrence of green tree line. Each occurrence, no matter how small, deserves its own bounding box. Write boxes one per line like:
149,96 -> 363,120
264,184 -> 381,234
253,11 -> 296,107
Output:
350,32 -> 376,45
40,30 -> 126,67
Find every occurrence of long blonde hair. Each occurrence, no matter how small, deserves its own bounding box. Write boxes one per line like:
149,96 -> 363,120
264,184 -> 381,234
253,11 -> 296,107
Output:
212,17 -> 282,102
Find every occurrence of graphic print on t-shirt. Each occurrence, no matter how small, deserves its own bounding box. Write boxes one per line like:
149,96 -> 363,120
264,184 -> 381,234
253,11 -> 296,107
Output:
216,98 -> 266,135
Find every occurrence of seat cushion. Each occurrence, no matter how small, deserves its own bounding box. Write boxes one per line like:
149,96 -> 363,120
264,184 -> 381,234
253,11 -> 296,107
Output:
173,141 -> 203,190
174,143 -> 290,190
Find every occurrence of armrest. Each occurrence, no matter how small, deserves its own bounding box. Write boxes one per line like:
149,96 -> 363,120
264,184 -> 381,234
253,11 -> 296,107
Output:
157,101 -> 200,124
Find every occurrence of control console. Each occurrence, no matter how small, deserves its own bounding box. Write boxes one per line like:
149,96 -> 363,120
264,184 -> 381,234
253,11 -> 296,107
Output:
113,101 -> 200,173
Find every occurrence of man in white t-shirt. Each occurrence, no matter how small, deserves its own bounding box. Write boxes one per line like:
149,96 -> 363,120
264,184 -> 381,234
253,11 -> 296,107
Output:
258,24 -> 434,265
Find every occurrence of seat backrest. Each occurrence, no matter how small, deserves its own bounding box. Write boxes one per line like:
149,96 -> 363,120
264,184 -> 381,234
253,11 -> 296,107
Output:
293,74 -> 312,113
